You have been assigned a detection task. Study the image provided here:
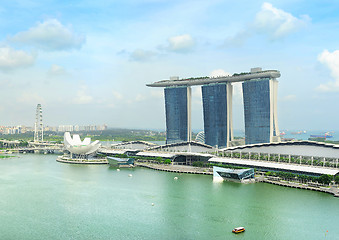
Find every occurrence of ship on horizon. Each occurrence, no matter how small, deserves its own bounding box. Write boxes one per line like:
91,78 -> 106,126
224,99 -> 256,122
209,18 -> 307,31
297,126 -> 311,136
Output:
310,132 -> 333,139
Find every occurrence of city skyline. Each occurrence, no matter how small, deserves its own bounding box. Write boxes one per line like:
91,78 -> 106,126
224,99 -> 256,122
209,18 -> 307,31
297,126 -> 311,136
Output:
0,1 -> 338,130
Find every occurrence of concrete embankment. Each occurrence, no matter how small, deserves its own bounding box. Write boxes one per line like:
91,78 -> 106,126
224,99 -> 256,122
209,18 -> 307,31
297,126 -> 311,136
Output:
135,162 -> 212,175
262,179 -> 339,197
56,158 -> 108,164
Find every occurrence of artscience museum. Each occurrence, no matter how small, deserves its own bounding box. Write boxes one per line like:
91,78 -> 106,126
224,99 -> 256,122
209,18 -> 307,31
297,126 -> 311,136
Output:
64,132 -> 101,156
57,132 -> 106,164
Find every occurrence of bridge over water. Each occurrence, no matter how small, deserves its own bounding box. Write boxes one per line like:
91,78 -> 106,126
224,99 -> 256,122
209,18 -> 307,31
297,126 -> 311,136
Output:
0,141 -> 64,154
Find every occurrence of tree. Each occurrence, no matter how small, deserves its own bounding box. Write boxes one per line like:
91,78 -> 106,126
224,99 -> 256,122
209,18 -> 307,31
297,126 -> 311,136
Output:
334,175 -> 339,184
164,159 -> 171,165
193,161 -> 205,167
318,174 -> 332,185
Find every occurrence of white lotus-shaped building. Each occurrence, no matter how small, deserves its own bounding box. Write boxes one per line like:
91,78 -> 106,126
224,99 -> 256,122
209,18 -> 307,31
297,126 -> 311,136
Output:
64,132 -> 100,155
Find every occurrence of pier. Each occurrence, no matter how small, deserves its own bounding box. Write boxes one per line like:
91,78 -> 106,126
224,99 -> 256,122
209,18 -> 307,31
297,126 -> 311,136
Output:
1,147 -> 63,154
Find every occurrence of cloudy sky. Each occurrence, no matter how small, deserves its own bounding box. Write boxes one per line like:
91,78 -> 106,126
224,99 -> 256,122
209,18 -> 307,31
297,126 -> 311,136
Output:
0,0 -> 338,131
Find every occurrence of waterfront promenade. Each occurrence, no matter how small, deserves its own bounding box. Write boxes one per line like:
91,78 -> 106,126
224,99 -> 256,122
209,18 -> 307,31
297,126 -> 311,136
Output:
56,156 -> 108,164
262,179 -> 339,197
135,162 -> 212,175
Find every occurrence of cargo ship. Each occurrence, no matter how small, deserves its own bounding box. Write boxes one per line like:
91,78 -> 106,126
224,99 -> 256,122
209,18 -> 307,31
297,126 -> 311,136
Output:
310,132 -> 333,139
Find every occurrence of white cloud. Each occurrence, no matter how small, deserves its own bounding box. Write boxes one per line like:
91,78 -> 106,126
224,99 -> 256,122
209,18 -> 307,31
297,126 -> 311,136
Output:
209,69 -> 242,96
10,19 -> 85,51
167,34 -> 195,53
0,46 -> 35,71
48,64 -> 66,76
223,3 -> 310,47
73,85 -> 93,104
210,69 -> 231,77
316,83 -> 336,92
319,50 -> 339,79
130,34 -> 195,58
130,49 -> 156,61
254,2 -> 310,39
316,50 -> 339,92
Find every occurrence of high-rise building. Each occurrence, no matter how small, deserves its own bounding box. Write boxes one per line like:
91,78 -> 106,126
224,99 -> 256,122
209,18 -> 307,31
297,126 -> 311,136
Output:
164,86 -> 191,144
147,68 -> 280,146
58,125 -> 74,132
242,69 -> 280,145
202,83 -> 233,147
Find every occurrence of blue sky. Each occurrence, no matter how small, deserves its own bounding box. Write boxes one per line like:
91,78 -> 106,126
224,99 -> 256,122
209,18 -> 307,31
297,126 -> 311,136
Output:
0,0 -> 338,131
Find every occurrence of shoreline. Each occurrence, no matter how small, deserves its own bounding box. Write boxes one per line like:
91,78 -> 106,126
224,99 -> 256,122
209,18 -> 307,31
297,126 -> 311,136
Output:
56,157 -> 108,164
135,162 -> 212,175
136,162 -> 339,197
262,179 -> 339,197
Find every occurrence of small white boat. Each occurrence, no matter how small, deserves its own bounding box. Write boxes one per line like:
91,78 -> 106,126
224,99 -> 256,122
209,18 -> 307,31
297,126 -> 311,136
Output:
232,227 -> 245,234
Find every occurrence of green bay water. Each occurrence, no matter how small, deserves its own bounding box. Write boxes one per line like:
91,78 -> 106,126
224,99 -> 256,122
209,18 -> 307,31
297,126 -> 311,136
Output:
0,154 -> 338,240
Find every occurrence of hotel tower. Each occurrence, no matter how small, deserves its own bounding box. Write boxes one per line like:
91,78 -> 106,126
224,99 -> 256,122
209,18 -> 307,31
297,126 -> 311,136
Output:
147,67 -> 281,147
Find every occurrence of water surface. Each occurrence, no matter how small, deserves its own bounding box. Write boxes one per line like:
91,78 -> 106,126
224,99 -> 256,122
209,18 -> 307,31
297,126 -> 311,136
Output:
0,154 -> 338,239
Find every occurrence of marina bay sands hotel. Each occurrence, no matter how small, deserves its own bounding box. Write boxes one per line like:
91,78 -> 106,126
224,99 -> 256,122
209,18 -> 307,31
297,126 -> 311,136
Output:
147,67 -> 281,148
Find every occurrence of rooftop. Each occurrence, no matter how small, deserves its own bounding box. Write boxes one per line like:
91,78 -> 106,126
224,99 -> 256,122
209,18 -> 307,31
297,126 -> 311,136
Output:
213,166 -> 253,174
209,157 -> 339,176
146,69 -> 280,87
222,140 -> 339,158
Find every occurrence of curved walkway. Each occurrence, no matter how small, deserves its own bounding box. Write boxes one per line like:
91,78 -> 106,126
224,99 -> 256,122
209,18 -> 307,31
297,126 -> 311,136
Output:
262,179 -> 339,197
135,162 -> 212,175
56,157 -> 108,164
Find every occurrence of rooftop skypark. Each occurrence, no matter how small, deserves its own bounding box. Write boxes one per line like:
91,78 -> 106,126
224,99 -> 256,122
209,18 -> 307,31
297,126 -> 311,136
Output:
146,69 -> 281,87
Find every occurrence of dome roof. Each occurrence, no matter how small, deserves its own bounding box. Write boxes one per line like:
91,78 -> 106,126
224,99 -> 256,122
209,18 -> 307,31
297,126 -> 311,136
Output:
64,132 -> 100,155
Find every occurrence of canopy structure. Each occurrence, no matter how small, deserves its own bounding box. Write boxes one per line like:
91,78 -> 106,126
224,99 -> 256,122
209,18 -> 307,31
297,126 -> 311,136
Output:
209,157 -> 339,176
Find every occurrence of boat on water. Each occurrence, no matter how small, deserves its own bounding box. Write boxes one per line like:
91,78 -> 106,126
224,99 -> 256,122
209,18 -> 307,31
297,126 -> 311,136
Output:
232,227 -> 245,234
310,135 -> 333,138
310,132 -> 333,139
